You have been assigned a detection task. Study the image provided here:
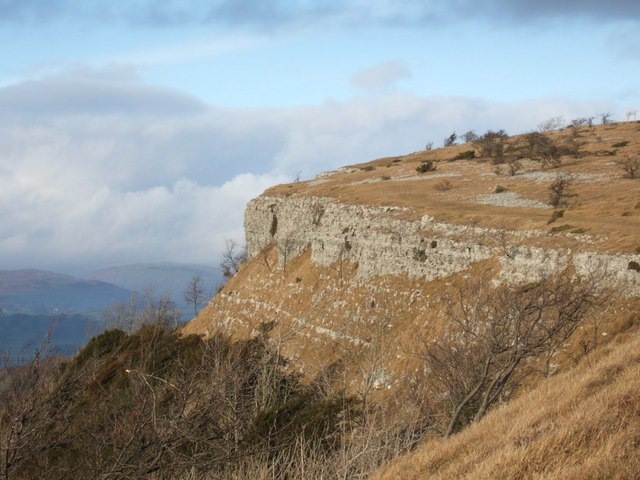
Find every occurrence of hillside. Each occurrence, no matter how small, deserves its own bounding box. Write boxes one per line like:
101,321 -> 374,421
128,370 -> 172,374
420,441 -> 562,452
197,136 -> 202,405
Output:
0,269 -> 134,315
374,329 -> 640,479
0,269 -> 136,361
181,121 -> 640,477
184,121 -> 640,380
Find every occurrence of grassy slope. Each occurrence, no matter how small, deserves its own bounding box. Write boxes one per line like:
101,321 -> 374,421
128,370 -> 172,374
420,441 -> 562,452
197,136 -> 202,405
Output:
185,122 -> 640,381
375,330 -> 640,480
184,122 -> 640,477
268,121 -> 640,254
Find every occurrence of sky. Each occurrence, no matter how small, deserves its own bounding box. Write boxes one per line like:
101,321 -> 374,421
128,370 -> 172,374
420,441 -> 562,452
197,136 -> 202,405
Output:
0,0 -> 638,275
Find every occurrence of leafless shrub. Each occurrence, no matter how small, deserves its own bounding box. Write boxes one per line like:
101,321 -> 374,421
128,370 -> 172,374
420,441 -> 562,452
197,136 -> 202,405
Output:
138,291 -> 181,329
221,239 -> 248,279
277,235 -> 297,272
548,174 -> 572,208
598,112 -> 613,125
184,274 -> 206,317
103,289 -> 181,331
474,130 -> 508,163
311,201 -> 325,226
525,132 -> 562,167
443,132 -> 457,147
434,180 -> 452,192
618,156 -> 640,179
0,321 -> 431,480
506,158 -> 522,176
101,295 -> 140,331
462,130 -> 479,143
565,128 -> 586,159
487,230 -> 517,259
495,158 -> 521,176
416,161 -> 436,173
570,117 -> 588,128
0,341 -> 68,479
416,267 -> 613,437
538,116 -> 564,132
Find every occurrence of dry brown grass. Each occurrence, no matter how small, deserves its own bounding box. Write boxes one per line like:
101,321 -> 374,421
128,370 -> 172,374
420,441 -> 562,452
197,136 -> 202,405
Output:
269,122 -> 640,254
374,330 -> 640,480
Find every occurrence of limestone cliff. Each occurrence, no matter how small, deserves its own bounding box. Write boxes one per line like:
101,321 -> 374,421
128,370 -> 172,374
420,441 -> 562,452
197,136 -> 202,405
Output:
244,194 -> 640,291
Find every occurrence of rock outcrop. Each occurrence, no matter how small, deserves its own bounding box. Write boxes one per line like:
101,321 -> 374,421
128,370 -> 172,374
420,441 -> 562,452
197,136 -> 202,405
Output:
245,194 -> 640,294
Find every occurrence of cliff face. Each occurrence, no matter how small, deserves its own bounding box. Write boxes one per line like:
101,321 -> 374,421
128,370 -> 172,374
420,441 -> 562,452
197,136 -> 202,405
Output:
245,194 -> 640,293
184,122 -> 640,379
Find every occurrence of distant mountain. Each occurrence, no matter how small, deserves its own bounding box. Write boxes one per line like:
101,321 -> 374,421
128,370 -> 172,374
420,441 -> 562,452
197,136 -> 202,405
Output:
0,269 -> 133,362
0,264 -> 222,362
0,269 -> 135,315
0,313 -> 99,362
87,262 -> 223,318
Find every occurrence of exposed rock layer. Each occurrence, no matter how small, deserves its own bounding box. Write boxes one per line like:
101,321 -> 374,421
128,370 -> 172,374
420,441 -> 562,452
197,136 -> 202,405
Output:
245,195 -> 640,294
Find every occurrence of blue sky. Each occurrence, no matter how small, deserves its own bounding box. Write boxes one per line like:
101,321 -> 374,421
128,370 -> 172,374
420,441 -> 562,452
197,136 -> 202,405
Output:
1,0 -> 638,274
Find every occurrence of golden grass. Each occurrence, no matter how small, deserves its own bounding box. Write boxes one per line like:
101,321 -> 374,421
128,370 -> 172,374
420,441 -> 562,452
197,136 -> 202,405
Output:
374,331 -> 640,480
269,122 -> 640,254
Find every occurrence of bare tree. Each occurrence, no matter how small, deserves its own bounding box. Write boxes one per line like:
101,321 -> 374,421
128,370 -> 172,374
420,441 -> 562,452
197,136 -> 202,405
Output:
348,308 -> 393,412
462,130 -> 479,143
570,117 -> 588,128
184,274 -> 206,317
220,239 -> 247,279
506,157 -> 522,176
443,132 -> 457,147
139,291 -> 181,328
618,156 -> 640,179
565,128 -> 586,159
597,112 -> 612,125
101,288 -> 180,331
418,268 -> 611,437
277,235 -> 297,272
548,174 -> 572,208
310,201 -> 325,227
101,294 -> 139,331
474,130 -> 508,163
525,132 -> 562,167
626,110 -> 638,121
538,115 -> 564,132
